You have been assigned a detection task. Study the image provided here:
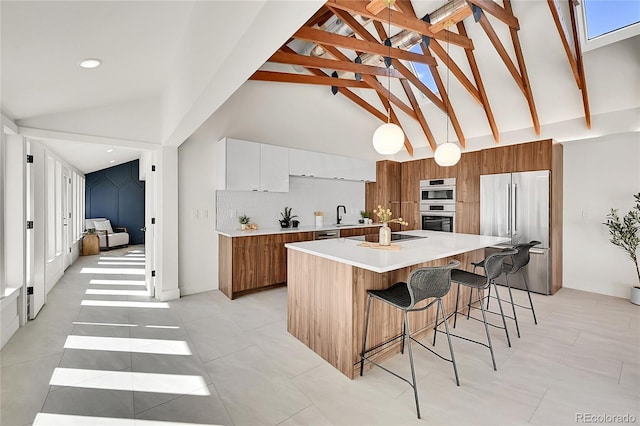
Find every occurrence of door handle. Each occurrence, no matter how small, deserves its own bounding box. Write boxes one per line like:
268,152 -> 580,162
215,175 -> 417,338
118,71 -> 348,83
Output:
506,183 -> 511,234
513,183 -> 518,234
141,227 -> 146,232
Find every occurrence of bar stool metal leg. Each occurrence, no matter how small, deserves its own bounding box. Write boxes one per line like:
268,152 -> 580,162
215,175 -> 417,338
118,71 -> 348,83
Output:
453,283 -> 461,328
432,298 -> 441,346
504,274 -> 521,338
439,300 -> 460,386
360,295 -> 372,377
404,311 -> 421,419
491,282 -> 511,347
477,287 -> 497,370
522,270 -> 538,324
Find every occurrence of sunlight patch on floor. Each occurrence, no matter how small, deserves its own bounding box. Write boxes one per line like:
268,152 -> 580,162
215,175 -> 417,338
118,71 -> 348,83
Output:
89,279 -> 146,286
81,300 -> 168,309
49,368 -> 210,395
81,267 -> 145,275
86,289 -> 150,297
64,335 -> 191,355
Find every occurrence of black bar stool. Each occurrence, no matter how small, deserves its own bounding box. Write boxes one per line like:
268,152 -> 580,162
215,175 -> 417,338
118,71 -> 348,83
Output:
475,241 -> 541,338
360,260 -> 460,419
448,250 -> 517,370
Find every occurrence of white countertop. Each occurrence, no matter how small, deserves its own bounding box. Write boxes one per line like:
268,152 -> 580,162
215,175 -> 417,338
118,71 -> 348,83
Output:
216,223 -> 382,238
285,230 -> 510,273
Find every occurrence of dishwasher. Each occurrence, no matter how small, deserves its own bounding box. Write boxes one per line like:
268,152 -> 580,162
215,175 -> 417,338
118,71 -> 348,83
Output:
313,230 -> 340,240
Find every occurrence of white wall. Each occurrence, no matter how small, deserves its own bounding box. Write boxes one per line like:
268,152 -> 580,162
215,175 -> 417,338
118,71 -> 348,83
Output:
178,134 -> 217,296
216,177 -> 365,231
563,132 -> 640,298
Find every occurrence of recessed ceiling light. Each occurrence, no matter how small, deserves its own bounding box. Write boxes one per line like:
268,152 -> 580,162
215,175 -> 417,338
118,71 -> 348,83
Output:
109,160 -> 115,163
106,149 -> 114,153
79,58 -> 101,69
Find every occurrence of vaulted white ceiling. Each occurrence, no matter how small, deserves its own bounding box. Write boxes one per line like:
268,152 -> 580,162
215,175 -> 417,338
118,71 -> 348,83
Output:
1,1 -> 638,173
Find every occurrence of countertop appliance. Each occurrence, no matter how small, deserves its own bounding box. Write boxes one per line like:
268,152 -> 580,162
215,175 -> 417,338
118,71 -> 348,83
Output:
480,170 -> 550,294
346,233 -> 427,243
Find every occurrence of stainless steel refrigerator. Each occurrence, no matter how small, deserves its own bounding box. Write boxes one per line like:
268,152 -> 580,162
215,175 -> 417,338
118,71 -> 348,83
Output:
480,170 -> 551,295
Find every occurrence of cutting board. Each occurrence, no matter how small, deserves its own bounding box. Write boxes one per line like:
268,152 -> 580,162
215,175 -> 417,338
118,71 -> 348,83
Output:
358,242 -> 401,250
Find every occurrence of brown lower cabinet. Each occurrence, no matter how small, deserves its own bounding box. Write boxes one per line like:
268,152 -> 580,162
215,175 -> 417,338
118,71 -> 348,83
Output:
219,226 -> 381,299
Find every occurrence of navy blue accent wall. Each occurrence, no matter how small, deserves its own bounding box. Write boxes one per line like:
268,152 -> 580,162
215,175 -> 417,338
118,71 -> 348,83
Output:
85,160 -> 145,244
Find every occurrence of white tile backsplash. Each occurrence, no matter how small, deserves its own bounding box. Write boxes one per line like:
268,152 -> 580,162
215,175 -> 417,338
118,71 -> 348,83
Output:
216,177 -> 365,230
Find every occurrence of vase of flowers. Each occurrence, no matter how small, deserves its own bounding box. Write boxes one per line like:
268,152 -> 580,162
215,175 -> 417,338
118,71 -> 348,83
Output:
373,205 -> 408,246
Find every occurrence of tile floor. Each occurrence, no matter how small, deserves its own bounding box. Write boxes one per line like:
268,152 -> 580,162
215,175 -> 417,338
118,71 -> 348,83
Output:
1,246 -> 638,425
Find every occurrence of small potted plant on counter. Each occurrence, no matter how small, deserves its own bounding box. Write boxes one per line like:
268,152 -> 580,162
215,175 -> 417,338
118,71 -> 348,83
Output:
604,192 -> 640,305
360,211 -> 372,224
239,215 -> 250,230
280,207 -> 298,229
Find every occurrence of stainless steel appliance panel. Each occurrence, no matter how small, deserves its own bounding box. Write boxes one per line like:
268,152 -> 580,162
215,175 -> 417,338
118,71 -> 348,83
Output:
512,171 -> 550,248
484,246 -> 550,295
480,173 -> 512,240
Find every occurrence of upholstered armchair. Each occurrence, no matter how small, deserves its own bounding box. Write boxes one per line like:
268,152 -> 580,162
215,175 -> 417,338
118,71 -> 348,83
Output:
85,218 -> 130,250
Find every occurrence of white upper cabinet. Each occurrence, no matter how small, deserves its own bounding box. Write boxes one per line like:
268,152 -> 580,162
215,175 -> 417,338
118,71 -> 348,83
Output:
260,144 -> 289,192
288,148 -> 323,178
217,138 -> 289,192
289,149 -> 376,182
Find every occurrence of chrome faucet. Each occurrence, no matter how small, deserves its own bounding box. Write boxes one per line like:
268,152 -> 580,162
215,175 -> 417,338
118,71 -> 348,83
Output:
337,205 -> 346,225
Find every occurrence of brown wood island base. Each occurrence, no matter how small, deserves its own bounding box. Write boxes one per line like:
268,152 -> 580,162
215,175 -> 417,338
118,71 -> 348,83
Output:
286,246 -> 484,379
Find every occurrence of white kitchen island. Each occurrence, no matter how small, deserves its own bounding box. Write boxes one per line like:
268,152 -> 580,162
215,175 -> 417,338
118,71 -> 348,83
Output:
285,230 -> 509,378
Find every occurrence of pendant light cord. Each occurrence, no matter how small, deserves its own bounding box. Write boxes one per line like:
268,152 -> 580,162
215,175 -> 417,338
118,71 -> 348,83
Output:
387,3 -> 391,124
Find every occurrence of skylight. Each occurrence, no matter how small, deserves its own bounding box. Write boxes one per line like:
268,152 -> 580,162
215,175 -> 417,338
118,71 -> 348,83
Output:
583,0 -> 640,39
408,43 -> 438,97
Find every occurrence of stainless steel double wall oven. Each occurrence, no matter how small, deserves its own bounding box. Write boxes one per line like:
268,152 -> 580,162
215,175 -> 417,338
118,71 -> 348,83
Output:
419,178 -> 456,232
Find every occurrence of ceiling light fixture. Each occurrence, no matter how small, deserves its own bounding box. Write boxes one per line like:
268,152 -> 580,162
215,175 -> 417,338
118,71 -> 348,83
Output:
372,0 -> 404,156
106,149 -> 114,153
109,160 -> 115,164
434,22 -> 461,167
79,58 -> 102,69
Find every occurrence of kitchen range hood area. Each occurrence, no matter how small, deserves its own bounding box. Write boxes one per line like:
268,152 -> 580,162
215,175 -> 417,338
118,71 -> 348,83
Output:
217,138 -> 562,300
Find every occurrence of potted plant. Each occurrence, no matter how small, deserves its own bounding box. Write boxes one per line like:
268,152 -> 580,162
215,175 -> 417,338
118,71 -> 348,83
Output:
359,211 -> 370,224
280,207 -> 298,228
604,193 -> 640,305
239,215 -> 250,230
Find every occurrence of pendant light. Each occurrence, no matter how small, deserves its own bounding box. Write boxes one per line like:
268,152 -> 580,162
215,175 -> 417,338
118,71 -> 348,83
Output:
372,1 -> 404,155
434,20 -> 461,167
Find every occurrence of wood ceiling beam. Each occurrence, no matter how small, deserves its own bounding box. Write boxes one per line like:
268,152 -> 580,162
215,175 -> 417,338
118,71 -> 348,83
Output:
376,91 -> 415,156
249,70 -> 371,88
267,51 -> 404,79
325,0 -> 474,49
303,6 -> 333,28
370,18 -> 434,152
400,79 -> 436,152
419,42 -> 466,148
429,40 -> 482,105
369,20 -> 445,110
330,9 -> 446,111
465,0 -> 520,30
567,0 -> 591,128
279,46 -> 388,123
294,27 -> 436,67
321,44 -> 418,120
546,0 -> 580,87
477,12 -> 526,95
503,0 -> 540,135
457,21 -> 500,143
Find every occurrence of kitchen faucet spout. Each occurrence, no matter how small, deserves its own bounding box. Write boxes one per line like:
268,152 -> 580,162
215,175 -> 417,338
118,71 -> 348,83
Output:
337,205 -> 347,225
